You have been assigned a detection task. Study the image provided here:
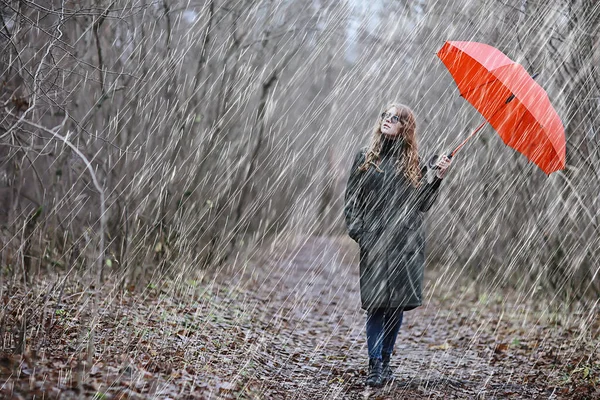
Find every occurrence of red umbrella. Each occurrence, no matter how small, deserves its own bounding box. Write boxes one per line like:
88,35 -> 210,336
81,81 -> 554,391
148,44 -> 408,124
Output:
437,41 -> 566,175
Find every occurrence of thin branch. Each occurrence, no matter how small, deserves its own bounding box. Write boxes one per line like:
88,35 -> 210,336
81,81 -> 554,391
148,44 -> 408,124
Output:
13,113 -> 106,284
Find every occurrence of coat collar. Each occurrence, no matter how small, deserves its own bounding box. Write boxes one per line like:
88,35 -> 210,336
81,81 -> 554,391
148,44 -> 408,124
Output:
380,135 -> 405,158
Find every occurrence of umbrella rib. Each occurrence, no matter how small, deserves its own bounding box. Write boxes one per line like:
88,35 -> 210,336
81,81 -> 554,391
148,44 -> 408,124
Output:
505,107 -> 529,149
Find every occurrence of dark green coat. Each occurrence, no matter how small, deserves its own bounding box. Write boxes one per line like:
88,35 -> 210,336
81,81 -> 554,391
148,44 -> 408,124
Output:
344,145 -> 442,311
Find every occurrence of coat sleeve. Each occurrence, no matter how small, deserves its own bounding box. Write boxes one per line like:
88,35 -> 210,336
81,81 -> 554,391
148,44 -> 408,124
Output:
418,154 -> 443,212
344,149 -> 367,241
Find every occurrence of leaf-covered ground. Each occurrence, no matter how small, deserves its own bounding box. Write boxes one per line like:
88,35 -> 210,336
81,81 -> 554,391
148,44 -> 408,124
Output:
1,236 -> 599,399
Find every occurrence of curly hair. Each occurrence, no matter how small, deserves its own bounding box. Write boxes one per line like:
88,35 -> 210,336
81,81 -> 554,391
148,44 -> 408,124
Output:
358,103 -> 422,187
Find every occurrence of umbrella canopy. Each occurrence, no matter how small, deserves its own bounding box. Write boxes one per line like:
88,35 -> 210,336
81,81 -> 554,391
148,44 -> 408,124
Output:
437,41 -> 565,175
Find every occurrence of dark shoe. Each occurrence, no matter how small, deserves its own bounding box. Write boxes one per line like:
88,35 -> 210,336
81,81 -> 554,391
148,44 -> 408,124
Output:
381,352 -> 393,383
365,358 -> 383,387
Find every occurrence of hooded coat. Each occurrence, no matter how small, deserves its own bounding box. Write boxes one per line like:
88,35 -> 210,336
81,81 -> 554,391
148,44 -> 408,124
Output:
344,136 -> 442,311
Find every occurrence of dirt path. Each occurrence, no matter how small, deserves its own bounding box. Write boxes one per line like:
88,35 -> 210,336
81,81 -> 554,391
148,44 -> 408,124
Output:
229,238 -> 597,399
1,236 -> 598,399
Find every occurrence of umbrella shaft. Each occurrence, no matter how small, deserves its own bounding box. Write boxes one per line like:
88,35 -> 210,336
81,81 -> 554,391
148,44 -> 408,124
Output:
450,120 -> 487,157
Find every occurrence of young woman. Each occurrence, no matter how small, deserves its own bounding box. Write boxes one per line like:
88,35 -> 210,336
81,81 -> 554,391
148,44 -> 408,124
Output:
343,103 -> 452,387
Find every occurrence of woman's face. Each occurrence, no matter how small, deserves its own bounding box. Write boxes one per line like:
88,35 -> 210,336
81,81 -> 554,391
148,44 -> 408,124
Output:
380,106 -> 402,138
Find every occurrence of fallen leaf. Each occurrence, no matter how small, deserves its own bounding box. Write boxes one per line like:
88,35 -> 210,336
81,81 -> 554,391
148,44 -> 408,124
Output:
218,381 -> 235,392
494,343 -> 509,353
429,342 -> 451,350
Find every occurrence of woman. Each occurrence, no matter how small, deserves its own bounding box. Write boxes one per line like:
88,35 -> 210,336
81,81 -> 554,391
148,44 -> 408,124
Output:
343,103 -> 451,387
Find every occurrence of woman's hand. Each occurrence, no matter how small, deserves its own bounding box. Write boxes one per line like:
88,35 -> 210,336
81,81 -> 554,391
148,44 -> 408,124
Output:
435,155 -> 452,179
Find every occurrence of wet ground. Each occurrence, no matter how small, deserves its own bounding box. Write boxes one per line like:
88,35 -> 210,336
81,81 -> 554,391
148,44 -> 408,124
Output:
1,236 -> 597,399
228,236 -> 573,399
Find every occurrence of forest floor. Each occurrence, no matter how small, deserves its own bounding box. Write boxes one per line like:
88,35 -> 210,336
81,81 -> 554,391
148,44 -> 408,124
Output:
1,236 -> 599,399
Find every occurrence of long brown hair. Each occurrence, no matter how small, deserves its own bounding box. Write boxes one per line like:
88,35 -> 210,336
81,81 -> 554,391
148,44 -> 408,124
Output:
358,103 -> 422,187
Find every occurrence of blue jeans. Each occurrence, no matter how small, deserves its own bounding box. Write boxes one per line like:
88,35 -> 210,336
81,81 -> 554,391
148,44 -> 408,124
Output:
366,307 -> 404,360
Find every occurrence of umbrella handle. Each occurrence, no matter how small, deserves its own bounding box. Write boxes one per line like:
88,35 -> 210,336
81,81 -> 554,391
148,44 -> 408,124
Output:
431,152 -> 454,171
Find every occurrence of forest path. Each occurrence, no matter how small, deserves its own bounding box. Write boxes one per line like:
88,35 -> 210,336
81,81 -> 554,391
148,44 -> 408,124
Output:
224,235 -> 566,399
1,236 -> 596,399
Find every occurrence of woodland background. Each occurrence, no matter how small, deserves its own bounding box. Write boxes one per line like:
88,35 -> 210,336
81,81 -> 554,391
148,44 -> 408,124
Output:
2,0 -> 598,302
